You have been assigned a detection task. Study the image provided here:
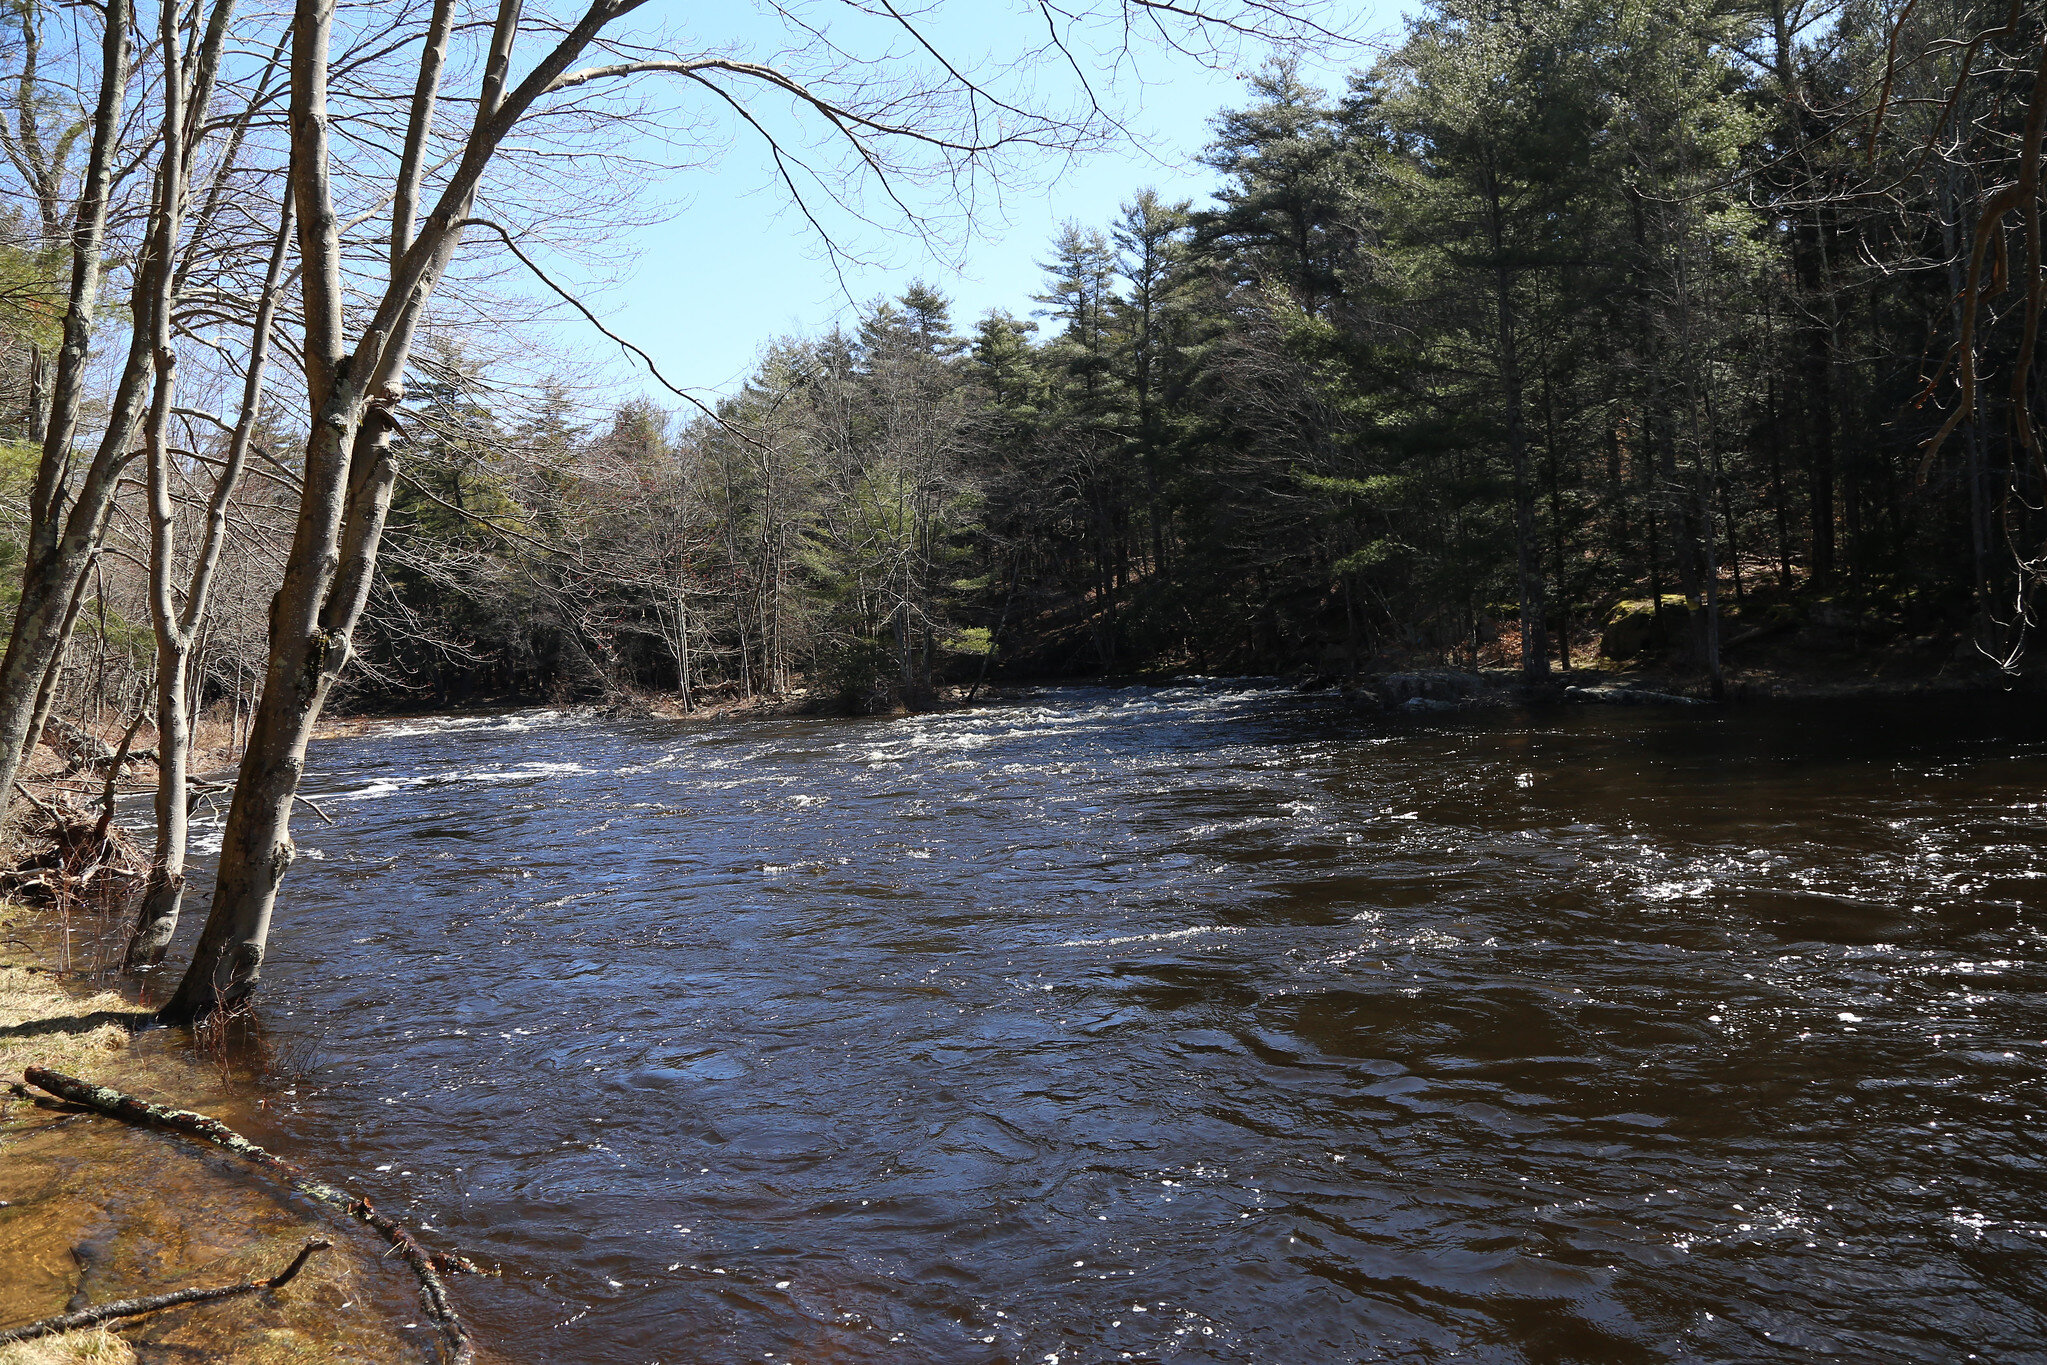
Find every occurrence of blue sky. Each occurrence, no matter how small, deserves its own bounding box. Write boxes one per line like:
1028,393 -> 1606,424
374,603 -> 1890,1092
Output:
530,2 -> 1405,405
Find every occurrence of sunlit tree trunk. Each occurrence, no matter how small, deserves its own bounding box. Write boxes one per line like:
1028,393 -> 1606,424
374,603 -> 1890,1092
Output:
128,192 -> 293,970
162,0 -> 627,1022
0,0 -> 131,820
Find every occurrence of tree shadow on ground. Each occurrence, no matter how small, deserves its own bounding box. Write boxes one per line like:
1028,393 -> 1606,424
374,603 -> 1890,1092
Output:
0,1009 -> 155,1041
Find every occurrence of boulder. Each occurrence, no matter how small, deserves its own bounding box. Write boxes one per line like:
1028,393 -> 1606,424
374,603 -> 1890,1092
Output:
1600,598 -> 1691,661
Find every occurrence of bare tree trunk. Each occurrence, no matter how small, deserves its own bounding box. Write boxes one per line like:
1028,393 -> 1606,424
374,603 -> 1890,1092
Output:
1941,174 -> 1996,642
129,0 -> 199,969
129,189 -> 292,971
163,0 -> 617,1022
1539,359 -> 1571,673
17,566 -> 91,777
0,0 -> 131,821
160,410 -> 400,1021
1493,244 -> 1549,680
23,345 -> 45,444
682,599 -> 694,707
7,0 -> 241,824
391,0 -> 457,266
1698,466 -> 1725,699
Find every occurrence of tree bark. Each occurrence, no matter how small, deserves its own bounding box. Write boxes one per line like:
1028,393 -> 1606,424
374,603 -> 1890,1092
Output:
132,0 -> 198,970
128,186 -> 294,972
159,416 -> 398,1021
163,0 -> 636,1022
0,0 -> 132,823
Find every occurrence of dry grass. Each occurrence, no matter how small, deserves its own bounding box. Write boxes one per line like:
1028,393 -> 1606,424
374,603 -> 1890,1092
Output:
0,890 -> 137,1080
0,962 -> 131,1079
0,1327 -> 137,1365
189,712 -> 242,776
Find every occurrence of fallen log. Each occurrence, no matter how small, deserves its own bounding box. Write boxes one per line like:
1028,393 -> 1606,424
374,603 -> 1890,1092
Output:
0,1239 -> 328,1345
23,1067 -> 478,1365
39,716 -> 116,779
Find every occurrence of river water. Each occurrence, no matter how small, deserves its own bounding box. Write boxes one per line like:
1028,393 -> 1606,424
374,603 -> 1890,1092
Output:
167,682 -> 2047,1363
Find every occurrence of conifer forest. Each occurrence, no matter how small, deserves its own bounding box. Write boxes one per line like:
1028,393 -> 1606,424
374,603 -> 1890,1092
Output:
358,4 -> 2047,709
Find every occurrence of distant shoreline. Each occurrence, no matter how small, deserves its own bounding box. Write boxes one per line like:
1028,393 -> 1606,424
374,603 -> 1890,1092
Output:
310,659 -> 2040,740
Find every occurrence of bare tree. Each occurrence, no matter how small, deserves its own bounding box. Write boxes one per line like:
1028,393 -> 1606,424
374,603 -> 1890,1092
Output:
0,0 -> 137,811
150,0 -> 1347,1022
127,189 -> 294,969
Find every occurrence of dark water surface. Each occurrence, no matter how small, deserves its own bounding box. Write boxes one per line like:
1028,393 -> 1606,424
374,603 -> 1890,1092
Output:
171,683 -> 2047,1363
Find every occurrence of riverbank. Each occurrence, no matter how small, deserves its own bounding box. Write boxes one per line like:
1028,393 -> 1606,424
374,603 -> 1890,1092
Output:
316,614 -> 2032,735
313,664 -> 2034,747
1318,645 -> 2035,713
0,884 -> 437,1360
1316,587 -> 2041,710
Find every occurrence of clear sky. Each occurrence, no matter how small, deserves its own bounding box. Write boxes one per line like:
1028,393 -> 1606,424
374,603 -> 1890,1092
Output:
527,1 -> 1406,406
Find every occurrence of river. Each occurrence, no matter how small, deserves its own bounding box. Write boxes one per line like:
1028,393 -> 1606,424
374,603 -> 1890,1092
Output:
163,681 -> 2047,1363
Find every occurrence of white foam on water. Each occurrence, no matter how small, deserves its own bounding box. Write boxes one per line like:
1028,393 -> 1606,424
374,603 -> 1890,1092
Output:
336,761 -> 592,801
1182,816 -> 1284,838
1059,925 -> 1245,948
1643,878 -> 1715,902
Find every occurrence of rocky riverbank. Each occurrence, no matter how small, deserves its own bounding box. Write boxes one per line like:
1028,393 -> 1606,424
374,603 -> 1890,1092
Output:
1322,660 -> 2036,714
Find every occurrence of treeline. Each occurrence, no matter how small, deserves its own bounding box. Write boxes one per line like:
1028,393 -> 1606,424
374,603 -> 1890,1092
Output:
369,0 -> 2043,709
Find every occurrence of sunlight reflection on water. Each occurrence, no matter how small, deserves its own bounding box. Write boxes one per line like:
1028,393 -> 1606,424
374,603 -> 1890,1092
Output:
156,682 -> 2047,1364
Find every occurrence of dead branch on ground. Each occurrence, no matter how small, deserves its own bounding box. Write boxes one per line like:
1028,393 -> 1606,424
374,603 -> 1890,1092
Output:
5,784 -> 147,907
0,1239 -> 329,1346
23,1067 -> 479,1365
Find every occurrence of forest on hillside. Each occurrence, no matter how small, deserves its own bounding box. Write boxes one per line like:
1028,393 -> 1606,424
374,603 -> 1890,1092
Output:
278,0 -> 2047,714
1,0 -> 2039,734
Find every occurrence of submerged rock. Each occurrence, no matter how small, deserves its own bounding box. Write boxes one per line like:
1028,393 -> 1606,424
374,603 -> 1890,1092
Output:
1563,685 -> 1704,706
1373,670 -> 1502,705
